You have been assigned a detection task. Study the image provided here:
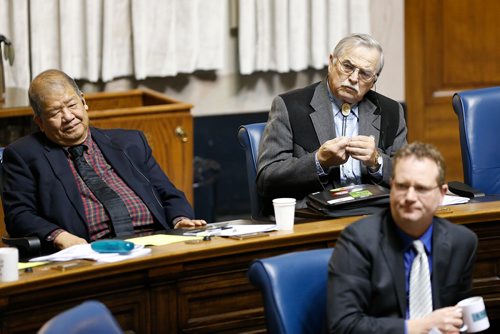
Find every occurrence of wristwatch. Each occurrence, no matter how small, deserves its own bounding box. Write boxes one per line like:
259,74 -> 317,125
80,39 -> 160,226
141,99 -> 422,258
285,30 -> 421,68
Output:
368,153 -> 383,173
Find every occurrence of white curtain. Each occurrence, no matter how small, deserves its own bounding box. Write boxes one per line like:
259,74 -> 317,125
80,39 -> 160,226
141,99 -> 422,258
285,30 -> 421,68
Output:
238,0 -> 371,74
0,0 -> 226,88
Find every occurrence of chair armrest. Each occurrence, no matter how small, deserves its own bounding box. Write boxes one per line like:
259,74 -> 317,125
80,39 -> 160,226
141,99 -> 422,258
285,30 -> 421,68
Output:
2,234 -> 42,260
448,181 -> 485,198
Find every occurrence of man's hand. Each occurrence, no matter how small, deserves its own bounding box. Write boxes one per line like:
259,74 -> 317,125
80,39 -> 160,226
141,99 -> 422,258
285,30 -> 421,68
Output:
174,218 -> 207,229
346,135 -> 379,167
54,231 -> 88,250
407,306 -> 464,334
317,136 -> 350,169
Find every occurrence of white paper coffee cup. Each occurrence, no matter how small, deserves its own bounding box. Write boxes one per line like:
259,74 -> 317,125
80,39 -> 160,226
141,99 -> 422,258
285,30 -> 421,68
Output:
273,198 -> 296,231
0,247 -> 19,282
457,296 -> 489,333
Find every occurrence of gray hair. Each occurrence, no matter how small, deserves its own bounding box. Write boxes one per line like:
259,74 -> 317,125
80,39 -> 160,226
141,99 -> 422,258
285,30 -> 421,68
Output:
29,69 -> 81,117
332,33 -> 384,75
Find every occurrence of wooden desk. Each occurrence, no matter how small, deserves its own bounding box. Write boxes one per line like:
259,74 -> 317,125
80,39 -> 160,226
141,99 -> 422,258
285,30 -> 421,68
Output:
0,88 -> 194,242
1,201 -> 499,333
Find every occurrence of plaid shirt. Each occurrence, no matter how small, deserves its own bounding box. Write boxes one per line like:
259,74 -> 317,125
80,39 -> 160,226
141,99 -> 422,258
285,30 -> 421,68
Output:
49,134 -> 155,241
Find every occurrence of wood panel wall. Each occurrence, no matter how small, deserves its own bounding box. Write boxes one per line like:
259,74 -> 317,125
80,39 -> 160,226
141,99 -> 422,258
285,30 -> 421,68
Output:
405,0 -> 500,181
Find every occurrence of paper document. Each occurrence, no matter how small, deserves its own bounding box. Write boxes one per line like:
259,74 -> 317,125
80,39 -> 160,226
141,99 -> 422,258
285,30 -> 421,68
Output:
441,194 -> 470,206
183,224 -> 277,237
127,234 -> 202,246
18,262 -> 47,270
29,244 -> 151,263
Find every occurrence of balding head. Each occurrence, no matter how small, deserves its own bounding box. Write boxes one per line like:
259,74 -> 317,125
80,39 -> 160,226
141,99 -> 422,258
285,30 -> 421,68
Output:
29,69 -> 81,117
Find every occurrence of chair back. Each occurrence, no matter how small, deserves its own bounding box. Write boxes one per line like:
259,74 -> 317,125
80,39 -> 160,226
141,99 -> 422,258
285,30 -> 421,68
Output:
237,122 -> 266,220
38,300 -> 123,334
453,87 -> 500,194
248,248 -> 334,334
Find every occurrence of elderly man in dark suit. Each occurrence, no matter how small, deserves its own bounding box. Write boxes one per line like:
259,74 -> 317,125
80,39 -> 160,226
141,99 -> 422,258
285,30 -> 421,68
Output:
1,69 -> 205,252
328,142 -> 477,334
257,33 -> 407,214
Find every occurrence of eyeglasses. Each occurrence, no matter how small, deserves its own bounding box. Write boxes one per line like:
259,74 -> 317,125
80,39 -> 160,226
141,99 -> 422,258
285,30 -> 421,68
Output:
335,58 -> 377,83
392,182 -> 440,195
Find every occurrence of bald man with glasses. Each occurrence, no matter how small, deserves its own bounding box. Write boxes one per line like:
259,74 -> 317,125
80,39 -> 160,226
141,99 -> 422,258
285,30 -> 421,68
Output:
257,33 -> 408,215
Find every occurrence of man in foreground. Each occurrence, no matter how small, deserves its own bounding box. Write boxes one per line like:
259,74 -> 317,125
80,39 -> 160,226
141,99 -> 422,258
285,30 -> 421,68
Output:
328,142 -> 477,333
1,69 -> 205,252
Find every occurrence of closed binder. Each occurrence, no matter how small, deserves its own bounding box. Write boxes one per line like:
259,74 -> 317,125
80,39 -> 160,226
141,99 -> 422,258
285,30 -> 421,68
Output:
306,184 -> 390,217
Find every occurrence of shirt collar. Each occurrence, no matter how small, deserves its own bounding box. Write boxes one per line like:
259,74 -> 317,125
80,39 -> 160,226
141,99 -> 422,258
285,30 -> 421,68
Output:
397,222 -> 434,255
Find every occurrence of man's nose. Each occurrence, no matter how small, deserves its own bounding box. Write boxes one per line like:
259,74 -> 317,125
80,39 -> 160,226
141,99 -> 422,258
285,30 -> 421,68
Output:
61,108 -> 74,122
348,68 -> 360,82
404,186 -> 418,201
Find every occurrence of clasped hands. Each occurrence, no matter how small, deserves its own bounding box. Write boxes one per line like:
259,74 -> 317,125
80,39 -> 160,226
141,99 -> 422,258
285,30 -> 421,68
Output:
317,135 -> 379,170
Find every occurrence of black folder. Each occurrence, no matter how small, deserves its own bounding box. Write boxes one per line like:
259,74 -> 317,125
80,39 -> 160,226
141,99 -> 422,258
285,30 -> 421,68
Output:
306,184 -> 390,217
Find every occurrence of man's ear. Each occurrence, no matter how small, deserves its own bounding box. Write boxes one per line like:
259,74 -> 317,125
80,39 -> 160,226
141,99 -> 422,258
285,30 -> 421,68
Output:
80,92 -> 88,110
34,115 -> 44,132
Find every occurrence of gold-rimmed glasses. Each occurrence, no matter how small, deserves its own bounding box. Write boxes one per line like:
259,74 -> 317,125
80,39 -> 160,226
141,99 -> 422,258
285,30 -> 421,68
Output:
335,58 -> 377,83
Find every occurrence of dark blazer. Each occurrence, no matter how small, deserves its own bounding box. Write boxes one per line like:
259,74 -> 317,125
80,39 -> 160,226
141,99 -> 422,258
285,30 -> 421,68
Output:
1,127 -> 193,247
327,210 -> 478,334
256,80 -> 407,210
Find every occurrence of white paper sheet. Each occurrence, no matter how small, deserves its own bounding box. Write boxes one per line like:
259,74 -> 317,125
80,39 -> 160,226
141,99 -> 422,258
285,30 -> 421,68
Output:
184,224 -> 277,237
441,194 -> 470,206
30,244 -> 151,263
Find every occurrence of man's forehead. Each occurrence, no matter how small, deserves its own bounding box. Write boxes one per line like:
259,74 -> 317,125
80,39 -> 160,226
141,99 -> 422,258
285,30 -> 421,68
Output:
394,157 -> 438,181
339,46 -> 379,66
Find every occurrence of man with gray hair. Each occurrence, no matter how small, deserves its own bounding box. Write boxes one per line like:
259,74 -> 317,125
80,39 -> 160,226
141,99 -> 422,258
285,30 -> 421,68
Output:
257,33 -> 407,215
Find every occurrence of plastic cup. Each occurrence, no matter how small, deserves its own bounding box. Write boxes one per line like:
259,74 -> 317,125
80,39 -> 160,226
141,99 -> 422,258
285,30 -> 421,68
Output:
0,247 -> 19,282
273,198 -> 296,231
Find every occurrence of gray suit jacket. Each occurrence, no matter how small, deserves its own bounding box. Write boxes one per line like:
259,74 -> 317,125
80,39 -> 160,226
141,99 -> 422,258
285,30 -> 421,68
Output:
256,80 -> 407,210
327,210 -> 478,333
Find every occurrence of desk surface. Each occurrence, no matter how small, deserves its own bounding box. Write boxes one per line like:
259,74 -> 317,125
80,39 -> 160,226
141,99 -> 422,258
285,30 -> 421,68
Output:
2,200 -> 492,289
1,200 -> 500,333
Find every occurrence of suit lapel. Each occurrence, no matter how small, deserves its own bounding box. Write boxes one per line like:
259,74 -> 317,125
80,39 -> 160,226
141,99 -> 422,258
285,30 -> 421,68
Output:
91,129 -> 165,222
380,215 -> 407,317
309,80 -> 336,145
431,219 -> 451,310
91,129 -> 137,185
44,145 -> 87,223
358,94 -> 381,142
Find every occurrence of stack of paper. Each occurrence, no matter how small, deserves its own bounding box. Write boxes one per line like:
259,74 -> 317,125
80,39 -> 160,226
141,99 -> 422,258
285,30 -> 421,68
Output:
441,194 -> 470,206
30,244 -> 151,263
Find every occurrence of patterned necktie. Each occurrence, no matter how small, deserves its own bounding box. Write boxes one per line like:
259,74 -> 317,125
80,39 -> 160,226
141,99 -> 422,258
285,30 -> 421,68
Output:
68,145 -> 134,237
409,240 -> 433,319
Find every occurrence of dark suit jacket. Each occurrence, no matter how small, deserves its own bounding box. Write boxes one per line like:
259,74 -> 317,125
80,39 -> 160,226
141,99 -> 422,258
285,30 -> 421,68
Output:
327,210 -> 478,334
1,127 -> 193,248
256,80 -> 407,211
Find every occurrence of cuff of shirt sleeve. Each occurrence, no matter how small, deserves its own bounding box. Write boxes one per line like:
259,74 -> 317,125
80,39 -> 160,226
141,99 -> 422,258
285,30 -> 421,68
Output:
315,152 -> 328,176
367,157 -> 384,177
172,216 -> 189,227
46,228 -> 65,242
